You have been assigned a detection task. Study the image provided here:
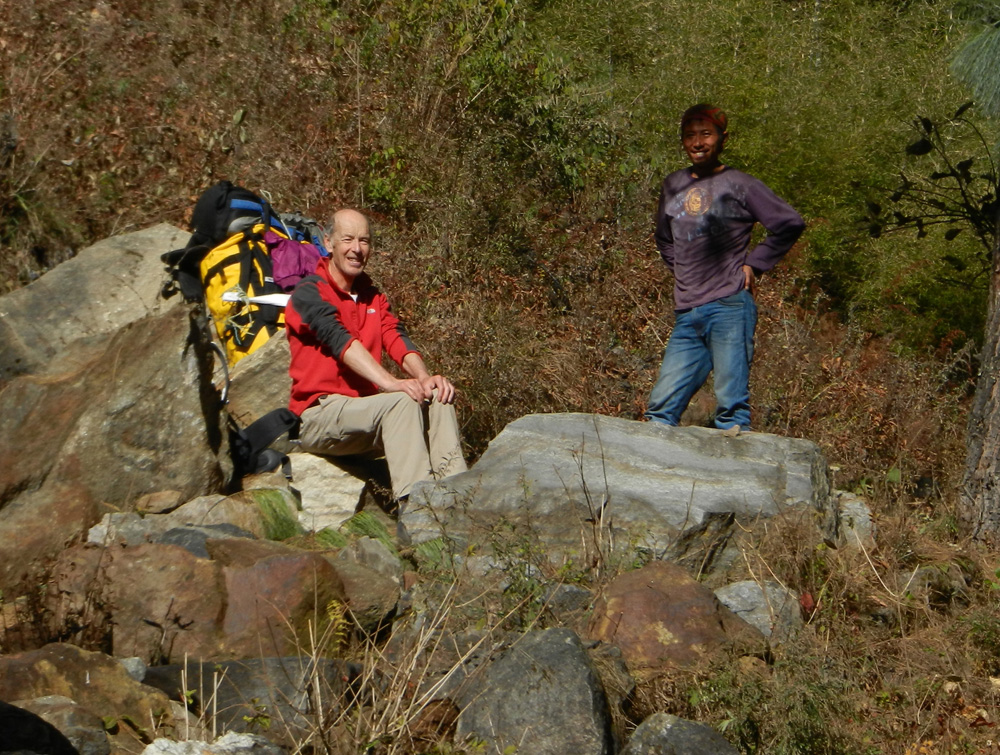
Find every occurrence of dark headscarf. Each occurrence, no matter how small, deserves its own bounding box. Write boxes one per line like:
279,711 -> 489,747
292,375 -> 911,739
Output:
681,104 -> 728,136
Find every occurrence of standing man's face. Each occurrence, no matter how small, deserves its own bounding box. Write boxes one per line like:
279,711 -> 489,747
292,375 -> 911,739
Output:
682,118 -> 726,173
326,210 -> 371,290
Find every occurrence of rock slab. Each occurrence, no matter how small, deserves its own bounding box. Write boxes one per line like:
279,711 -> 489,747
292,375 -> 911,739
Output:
404,413 -> 834,570
0,223 -> 187,382
143,658 -> 360,748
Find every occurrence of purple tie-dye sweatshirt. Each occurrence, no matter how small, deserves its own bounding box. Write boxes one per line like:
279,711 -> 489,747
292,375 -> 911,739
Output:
654,166 -> 805,311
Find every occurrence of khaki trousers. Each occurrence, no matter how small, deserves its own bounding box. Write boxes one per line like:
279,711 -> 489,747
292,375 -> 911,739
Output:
298,392 -> 467,498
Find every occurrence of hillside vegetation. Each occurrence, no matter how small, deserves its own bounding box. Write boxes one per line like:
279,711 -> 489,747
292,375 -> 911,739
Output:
3,0 -> 1000,752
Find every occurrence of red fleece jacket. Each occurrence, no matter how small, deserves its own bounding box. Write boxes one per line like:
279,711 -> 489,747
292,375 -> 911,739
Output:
285,258 -> 419,415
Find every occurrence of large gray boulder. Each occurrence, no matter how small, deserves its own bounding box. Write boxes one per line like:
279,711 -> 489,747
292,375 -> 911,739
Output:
0,305 -> 228,592
454,627 -> 613,755
402,414 -> 836,573
143,658 -> 360,748
622,712 -> 741,755
0,223 -> 187,383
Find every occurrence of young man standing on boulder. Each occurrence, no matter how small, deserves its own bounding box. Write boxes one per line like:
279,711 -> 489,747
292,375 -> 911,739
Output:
645,104 -> 805,431
285,208 -> 467,502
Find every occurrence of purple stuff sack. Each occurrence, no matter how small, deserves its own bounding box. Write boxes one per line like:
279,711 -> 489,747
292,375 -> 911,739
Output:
266,230 -> 323,291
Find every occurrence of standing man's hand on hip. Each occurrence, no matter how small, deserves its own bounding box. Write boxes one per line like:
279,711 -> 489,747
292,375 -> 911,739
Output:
742,264 -> 757,296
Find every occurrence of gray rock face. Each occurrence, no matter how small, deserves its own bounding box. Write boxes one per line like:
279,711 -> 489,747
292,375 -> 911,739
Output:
141,732 -> 283,755
224,332 -> 292,426
836,490 -> 875,550
0,223 -> 187,383
11,695 -> 110,755
622,712 -> 740,755
0,305 -> 228,591
714,580 -> 803,644
143,658 -> 360,748
404,414 -> 834,573
0,699 -> 82,755
455,627 -> 613,755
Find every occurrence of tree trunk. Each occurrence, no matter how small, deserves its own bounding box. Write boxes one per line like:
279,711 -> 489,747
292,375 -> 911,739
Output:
963,227 -> 1000,541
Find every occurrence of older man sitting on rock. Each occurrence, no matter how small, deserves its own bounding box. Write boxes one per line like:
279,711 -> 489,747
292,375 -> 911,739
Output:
284,209 -> 467,503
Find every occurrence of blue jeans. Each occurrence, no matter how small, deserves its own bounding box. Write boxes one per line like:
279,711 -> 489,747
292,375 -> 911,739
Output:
645,289 -> 758,430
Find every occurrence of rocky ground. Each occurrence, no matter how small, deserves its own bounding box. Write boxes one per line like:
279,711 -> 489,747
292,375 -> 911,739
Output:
0,225 -> 885,754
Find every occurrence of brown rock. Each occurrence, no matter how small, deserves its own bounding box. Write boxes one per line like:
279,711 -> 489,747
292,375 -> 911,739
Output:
0,224 -> 188,383
135,490 -> 184,515
46,544 -> 113,649
587,561 -> 763,672
0,483 -> 98,595
103,543 -> 227,662
50,541 -> 354,662
44,308 -> 227,508
327,559 -> 399,634
0,644 -> 173,729
49,539 -> 358,663
0,306 -> 229,593
221,553 -> 347,657
204,537 -> 299,568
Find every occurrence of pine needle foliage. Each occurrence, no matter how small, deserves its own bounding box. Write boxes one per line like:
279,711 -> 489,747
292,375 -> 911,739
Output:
952,6 -> 1000,117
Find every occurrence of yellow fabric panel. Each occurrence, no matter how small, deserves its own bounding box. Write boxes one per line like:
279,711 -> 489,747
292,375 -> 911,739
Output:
199,223 -> 285,367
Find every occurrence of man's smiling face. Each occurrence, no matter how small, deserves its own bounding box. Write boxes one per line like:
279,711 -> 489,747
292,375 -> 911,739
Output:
326,209 -> 371,291
682,118 -> 726,174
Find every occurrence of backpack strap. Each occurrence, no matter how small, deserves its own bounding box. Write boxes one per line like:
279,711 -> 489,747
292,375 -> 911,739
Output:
161,243 -> 211,302
230,408 -> 300,480
244,408 -> 300,452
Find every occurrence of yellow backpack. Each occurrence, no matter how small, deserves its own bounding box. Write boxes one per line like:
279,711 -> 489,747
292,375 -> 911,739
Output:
200,223 -> 285,367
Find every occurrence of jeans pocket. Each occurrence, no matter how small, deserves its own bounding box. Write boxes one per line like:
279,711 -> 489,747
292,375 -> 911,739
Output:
718,290 -> 749,307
